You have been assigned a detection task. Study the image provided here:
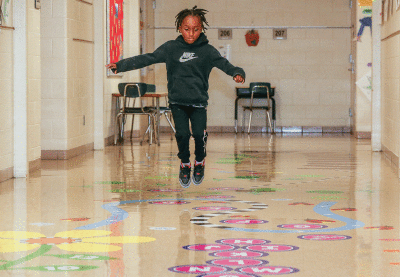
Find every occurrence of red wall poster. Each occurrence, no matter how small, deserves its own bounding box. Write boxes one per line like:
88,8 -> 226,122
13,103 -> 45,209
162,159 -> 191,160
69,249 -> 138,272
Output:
107,0 -> 124,74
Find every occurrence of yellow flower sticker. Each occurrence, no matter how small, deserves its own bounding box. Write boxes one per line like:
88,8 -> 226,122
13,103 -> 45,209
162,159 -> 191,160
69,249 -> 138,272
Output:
0,230 -> 155,253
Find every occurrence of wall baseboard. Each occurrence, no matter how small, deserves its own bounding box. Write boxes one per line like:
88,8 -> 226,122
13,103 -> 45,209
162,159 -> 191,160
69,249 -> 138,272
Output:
159,125 -> 352,134
29,158 -> 41,173
382,144 -> 399,168
105,130 -> 140,146
42,142 -> 94,160
0,167 -> 13,183
354,132 -> 371,139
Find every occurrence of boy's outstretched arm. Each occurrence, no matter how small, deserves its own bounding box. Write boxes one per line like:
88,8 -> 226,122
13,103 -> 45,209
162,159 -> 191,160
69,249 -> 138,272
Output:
211,48 -> 246,84
105,42 -> 168,74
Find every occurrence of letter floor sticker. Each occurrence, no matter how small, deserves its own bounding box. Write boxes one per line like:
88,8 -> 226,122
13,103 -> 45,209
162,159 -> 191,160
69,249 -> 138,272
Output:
220,219 -> 268,224
297,234 -> 352,241
245,245 -> 299,252
171,238 -> 300,275
216,239 -> 271,246
183,244 -> 238,251
238,266 -> 300,275
197,273 -> 256,277
277,224 -> 328,229
168,265 -> 231,274
210,250 -> 269,258
194,207 -> 237,211
207,258 -> 268,267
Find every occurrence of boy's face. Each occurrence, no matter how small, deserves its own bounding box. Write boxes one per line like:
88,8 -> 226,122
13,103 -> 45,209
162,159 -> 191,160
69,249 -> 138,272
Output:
179,15 -> 202,44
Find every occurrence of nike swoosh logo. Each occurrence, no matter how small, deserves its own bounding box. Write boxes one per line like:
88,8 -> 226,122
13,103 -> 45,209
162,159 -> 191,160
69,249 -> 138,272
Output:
179,56 -> 198,63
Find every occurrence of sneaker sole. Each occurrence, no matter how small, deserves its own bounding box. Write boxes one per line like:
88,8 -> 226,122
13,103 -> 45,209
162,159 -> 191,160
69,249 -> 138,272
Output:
192,175 -> 204,186
179,178 -> 191,188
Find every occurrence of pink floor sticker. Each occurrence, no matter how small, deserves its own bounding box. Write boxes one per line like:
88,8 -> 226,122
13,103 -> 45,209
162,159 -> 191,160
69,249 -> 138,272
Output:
277,224 -> 328,229
245,244 -> 299,252
238,266 -> 299,275
207,258 -> 268,267
168,265 -> 231,274
209,250 -> 269,258
197,195 -> 235,199
148,189 -> 182,192
183,244 -> 238,251
216,238 -> 271,245
220,219 -> 268,224
193,207 -> 237,211
149,201 -> 190,205
297,234 -> 352,241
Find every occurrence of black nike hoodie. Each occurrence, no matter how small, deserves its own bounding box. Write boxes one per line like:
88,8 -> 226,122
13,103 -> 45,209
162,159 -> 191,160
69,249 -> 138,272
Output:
114,33 -> 246,106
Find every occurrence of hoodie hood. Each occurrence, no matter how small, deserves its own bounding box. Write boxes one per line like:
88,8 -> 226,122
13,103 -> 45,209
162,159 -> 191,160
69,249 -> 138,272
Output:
176,33 -> 209,47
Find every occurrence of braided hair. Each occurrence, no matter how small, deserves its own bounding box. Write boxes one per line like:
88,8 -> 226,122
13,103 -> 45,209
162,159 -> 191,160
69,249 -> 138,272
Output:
175,6 -> 209,32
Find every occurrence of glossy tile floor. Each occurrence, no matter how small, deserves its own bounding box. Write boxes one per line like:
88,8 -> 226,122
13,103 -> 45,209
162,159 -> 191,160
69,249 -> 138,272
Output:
1,133 -> 400,276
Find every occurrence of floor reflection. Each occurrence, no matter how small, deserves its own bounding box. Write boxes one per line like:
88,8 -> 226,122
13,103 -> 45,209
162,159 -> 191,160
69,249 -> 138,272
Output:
1,133 -> 400,276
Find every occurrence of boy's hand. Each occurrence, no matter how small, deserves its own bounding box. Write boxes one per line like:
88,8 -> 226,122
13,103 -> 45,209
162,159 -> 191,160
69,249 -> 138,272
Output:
234,75 -> 245,84
105,63 -> 117,73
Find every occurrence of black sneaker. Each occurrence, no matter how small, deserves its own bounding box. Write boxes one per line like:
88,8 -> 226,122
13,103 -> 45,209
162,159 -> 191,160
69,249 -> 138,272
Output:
192,160 -> 205,185
179,162 -> 191,188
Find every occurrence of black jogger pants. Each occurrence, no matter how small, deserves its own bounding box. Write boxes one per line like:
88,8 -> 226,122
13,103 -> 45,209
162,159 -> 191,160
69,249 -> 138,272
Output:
170,104 -> 208,163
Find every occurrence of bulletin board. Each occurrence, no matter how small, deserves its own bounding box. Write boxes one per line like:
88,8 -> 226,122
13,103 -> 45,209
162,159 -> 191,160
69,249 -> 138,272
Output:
107,0 -> 124,75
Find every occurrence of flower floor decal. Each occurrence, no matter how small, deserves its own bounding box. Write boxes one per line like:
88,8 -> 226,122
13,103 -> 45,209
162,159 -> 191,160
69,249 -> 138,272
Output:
0,230 -> 155,272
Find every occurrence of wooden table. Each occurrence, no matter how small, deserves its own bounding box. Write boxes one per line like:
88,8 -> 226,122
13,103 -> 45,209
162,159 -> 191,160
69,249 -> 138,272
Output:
112,92 -> 168,146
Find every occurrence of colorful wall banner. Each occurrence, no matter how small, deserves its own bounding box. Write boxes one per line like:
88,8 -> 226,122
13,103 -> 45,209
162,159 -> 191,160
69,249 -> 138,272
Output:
107,0 -> 124,75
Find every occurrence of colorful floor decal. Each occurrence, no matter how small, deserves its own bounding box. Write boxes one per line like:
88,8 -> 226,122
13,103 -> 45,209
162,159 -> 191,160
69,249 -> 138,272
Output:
220,219 -> 268,224
76,199 -> 364,234
170,238 -> 300,276
0,230 -> 155,272
297,234 -> 352,241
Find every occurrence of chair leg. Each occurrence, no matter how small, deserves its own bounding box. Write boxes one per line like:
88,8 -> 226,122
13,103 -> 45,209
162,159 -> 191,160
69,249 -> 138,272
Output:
130,115 -> 134,139
247,110 -> 253,134
114,114 -> 122,145
242,109 -> 246,133
165,112 -> 176,133
140,115 -> 152,145
266,110 -> 273,133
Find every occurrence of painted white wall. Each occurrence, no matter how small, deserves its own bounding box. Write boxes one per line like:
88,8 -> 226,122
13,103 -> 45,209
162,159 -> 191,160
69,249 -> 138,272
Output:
355,4 -> 372,133
381,1 -> 400,164
0,0 -> 14,176
41,0 -> 68,151
13,0 -> 28,177
153,0 -> 352,129
372,0 -> 382,151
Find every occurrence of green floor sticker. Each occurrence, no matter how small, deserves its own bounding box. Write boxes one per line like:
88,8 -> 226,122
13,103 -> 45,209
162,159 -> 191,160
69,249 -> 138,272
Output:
109,189 -> 141,193
216,158 -> 243,164
185,191 -> 222,195
95,181 -> 125,185
307,190 -> 344,194
44,254 -> 116,260
17,265 -> 99,272
230,176 -> 260,180
252,188 -> 277,193
156,183 -> 171,187
156,194 -> 173,198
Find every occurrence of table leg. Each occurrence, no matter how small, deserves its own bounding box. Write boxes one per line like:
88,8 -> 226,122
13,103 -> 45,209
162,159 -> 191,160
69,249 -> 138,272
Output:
156,97 -> 160,146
